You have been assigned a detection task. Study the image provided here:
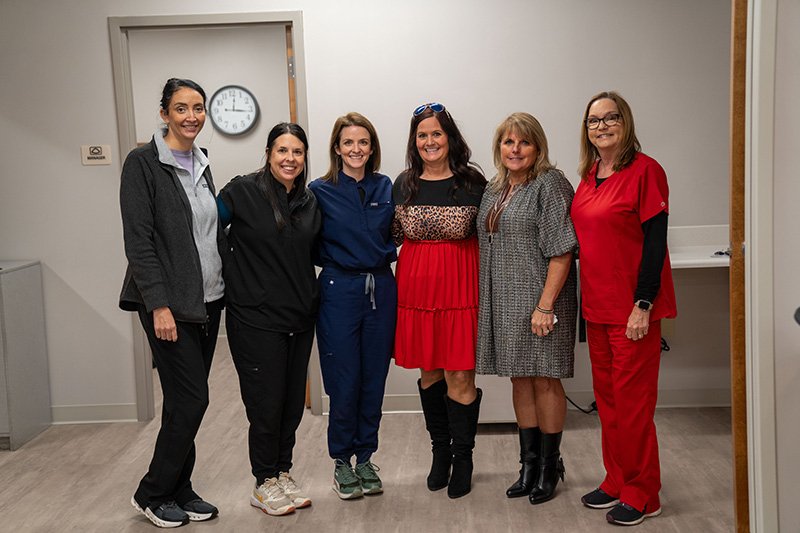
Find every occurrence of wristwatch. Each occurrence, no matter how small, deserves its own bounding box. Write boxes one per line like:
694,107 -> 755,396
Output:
635,299 -> 653,311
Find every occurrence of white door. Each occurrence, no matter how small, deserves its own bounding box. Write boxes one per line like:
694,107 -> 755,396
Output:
128,23 -> 293,188
771,1 -> 800,530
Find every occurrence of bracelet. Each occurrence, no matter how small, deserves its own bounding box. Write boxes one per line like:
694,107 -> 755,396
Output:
535,305 -> 554,314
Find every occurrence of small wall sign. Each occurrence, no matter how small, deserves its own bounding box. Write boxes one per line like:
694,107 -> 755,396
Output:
81,145 -> 112,166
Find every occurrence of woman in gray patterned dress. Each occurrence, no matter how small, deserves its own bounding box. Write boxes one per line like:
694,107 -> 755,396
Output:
476,112 -> 577,505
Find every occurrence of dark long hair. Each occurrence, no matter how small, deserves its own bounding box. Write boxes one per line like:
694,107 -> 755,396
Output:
401,105 -> 484,205
255,122 -> 312,230
160,78 -> 206,110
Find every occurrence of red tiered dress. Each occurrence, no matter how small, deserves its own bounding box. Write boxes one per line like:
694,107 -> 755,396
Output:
392,176 -> 484,371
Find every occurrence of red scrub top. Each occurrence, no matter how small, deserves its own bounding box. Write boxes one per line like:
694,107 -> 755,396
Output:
571,152 -> 677,325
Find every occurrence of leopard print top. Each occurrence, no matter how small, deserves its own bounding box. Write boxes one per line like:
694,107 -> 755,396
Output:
393,205 -> 479,242
392,174 -> 484,244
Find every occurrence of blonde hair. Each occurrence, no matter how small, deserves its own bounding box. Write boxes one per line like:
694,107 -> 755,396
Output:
578,91 -> 641,180
490,112 -> 553,192
322,112 -> 381,184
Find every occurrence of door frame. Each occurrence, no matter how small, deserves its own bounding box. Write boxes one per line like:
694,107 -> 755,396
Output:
730,1 -> 750,530
733,0 -> 782,531
107,11 -> 314,422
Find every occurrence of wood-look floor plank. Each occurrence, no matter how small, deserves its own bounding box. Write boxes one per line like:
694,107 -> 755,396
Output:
0,343 -> 734,532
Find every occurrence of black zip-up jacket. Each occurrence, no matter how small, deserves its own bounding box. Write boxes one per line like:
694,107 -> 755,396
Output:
219,173 -> 320,332
118,137 -> 227,322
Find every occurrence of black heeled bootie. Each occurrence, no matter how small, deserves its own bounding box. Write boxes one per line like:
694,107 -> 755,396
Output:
445,389 -> 482,499
529,431 -> 565,504
418,379 -> 451,491
506,427 -> 541,498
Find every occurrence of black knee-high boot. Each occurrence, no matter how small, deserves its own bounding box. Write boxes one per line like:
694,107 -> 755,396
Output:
418,379 -> 451,491
445,389 -> 482,499
529,431 -> 565,504
506,427 -> 541,498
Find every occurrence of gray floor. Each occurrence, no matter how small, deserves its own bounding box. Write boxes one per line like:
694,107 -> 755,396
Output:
0,343 -> 734,532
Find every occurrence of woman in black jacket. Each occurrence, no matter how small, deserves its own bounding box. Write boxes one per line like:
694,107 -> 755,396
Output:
217,122 -> 321,517
120,78 -> 225,528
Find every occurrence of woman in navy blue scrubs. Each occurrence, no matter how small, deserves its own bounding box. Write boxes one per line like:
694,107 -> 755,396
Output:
309,113 -> 397,500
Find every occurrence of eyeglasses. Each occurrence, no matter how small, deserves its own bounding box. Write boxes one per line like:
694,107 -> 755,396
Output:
413,102 -> 445,116
586,113 -> 622,130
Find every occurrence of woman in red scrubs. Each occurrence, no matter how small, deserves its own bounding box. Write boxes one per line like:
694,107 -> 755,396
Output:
570,91 -> 677,527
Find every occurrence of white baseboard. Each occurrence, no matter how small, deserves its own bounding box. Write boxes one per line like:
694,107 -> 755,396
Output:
318,388 -> 732,424
51,403 -> 138,424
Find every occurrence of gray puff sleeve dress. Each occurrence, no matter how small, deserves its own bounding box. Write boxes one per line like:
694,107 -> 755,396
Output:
476,168 -> 578,378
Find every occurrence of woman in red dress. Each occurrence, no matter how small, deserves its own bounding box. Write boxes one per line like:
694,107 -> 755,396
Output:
392,103 -> 486,499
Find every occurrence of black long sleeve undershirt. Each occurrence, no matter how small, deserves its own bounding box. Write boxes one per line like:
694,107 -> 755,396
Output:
635,211 -> 668,303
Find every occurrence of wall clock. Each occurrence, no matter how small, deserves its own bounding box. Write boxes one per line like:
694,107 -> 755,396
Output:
209,85 -> 260,136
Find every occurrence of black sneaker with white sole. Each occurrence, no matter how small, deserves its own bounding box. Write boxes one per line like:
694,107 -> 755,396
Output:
131,496 -> 190,528
606,502 -> 662,526
581,487 -> 620,509
180,498 -> 219,521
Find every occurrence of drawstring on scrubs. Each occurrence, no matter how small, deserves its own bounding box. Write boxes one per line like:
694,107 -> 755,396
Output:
363,272 -> 376,310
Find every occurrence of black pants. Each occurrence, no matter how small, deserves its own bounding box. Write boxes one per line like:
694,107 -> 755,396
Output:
134,299 -> 223,509
226,313 -> 314,484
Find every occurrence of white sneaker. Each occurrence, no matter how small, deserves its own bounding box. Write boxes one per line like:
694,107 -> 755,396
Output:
251,478 -> 295,516
277,471 -> 312,508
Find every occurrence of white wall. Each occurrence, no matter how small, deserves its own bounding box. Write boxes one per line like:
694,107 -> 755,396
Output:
772,0 -> 799,530
0,0 -> 731,422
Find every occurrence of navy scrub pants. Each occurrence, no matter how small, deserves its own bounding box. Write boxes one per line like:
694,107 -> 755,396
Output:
317,267 -> 397,465
226,313 -> 314,484
134,299 -> 223,510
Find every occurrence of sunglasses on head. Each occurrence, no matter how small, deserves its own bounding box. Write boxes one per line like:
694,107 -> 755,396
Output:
413,102 -> 445,116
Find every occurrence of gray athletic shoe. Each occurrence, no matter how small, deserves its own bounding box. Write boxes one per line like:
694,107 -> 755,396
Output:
131,496 -> 189,528
179,498 -> 218,521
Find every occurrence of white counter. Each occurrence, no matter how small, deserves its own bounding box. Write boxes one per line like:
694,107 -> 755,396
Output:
668,224 -> 730,269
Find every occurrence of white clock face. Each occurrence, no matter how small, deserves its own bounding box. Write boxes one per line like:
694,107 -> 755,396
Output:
209,85 -> 260,136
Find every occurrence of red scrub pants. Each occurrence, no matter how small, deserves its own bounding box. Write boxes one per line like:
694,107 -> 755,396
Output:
586,320 -> 662,514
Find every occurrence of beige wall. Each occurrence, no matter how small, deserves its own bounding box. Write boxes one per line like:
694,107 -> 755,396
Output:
0,0 -> 731,422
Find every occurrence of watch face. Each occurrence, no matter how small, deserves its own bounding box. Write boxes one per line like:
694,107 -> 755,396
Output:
209,85 -> 259,136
